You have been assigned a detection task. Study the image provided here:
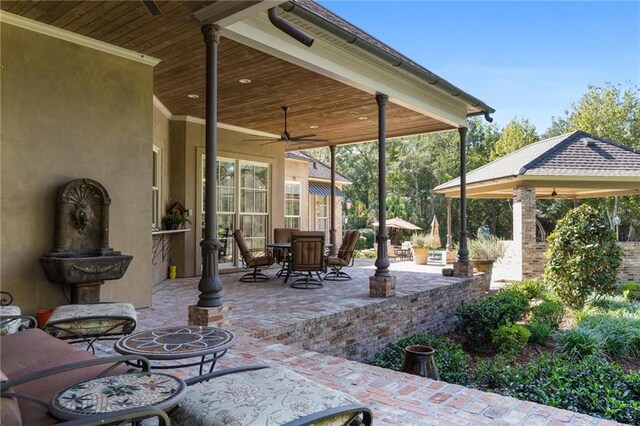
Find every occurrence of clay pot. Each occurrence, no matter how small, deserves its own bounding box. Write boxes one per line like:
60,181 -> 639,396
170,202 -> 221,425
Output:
400,345 -> 440,380
472,259 -> 494,274
411,246 -> 429,265
36,308 -> 54,328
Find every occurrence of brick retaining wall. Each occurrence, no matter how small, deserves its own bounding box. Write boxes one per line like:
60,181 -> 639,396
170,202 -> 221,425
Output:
252,273 -> 490,362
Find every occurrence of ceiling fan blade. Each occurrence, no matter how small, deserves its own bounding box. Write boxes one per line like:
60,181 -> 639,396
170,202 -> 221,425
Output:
141,0 -> 162,15
289,133 -> 317,141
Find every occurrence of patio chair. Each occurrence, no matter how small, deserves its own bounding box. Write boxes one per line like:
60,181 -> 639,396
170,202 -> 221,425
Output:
233,229 -> 274,282
285,231 -> 326,289
325,230 -> 360,281
0,291 -> 37,336
169,365 -> 373,426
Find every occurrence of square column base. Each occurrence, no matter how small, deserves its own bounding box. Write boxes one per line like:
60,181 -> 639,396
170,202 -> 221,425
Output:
189,304 -> 232,328
453,261 -> 474,277
369,276 -> 396,297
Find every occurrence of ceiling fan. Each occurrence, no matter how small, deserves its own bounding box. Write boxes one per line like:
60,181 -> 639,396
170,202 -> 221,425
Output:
245,106 -> 329,146
141,0 -> 162,16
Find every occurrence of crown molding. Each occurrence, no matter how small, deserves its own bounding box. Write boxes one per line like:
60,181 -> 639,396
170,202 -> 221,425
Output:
153,96 -> 172,119
1,11 -> 160,67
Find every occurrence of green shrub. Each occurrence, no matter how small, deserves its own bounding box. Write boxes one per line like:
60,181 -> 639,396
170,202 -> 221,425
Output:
507,278 -> 546,300
355,228 -> 375,250
368,332 -> 471,385
492,324 -> 530,354
544,205 -> 623,309
621,281 -> 640,301
556,328 -> 604,359
531,297 -> 564,327
455,288 -> 529,348
354,249 -> 376,259
500,355 -> 640,424
577,313 -> 640,360
526,319 -> 554,344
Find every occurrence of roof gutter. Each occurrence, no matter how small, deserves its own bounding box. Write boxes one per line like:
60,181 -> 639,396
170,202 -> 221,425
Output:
280,1 -> 495,123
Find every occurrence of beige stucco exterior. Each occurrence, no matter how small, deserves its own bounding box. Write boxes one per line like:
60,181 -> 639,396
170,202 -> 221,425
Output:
1,23 -> 154,313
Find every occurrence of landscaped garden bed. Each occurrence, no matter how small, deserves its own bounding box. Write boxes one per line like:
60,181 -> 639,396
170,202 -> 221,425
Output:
368,280 -> 640,425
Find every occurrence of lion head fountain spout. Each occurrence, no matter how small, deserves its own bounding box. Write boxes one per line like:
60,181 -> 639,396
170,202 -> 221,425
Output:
41,178 -> 133,303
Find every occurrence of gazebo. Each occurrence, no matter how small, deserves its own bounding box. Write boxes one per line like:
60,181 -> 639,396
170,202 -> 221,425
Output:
434,131 -> 640,280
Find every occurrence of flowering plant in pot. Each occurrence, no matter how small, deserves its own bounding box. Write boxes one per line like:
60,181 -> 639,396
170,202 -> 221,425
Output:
411,234 -> 435,265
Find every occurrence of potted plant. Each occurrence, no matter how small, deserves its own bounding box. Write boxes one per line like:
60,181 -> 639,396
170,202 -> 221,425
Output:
162,213 -> 191,230
468,236 -> 506,274
411,233 -> 433,265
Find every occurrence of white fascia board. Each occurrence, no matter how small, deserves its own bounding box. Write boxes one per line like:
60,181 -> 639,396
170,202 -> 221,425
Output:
1,11 -> 160,67
224,15 -> 468,128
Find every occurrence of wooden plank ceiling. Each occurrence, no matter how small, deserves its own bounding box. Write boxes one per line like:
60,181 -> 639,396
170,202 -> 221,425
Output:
1,1 -> 454,148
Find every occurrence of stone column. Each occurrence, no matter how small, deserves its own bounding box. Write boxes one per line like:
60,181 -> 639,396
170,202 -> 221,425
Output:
513,186 -> 537,280
369,93 -> 396,297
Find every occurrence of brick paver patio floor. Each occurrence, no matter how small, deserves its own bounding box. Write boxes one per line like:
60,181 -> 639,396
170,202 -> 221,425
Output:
97,259 -> 617,425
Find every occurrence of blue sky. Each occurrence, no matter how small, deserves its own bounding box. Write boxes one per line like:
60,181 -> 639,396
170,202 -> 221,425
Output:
318,1 -> 640,133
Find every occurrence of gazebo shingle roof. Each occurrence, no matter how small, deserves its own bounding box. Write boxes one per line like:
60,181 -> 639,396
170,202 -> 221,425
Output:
434,131 -> 640,192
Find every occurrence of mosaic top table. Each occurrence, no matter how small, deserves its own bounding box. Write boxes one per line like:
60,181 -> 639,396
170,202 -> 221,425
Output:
50,372 -> 186,421
114,326 -> 236,375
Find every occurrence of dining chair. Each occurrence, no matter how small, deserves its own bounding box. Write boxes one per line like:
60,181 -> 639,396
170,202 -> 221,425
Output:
286,231 -> 326,289
233,229 -> 273,282
325,230 -> 360,281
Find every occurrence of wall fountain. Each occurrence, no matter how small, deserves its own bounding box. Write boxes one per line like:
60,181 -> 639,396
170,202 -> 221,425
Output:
41,178 -> 133,303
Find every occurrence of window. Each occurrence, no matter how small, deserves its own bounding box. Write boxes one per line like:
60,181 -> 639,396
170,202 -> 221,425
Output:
152,146 -> 162,229
239,162 -> 269,252
284,181 -> 301,229
202,156 -> 236,265
316,195 -> 328,232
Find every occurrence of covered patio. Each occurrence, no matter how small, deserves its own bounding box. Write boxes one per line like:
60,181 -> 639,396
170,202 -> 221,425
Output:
81,260 -> 602,425
434,131 -> 640,281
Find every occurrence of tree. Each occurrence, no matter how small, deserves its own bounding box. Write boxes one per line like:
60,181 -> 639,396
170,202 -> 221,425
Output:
544,205 -> 623,309
490,117 -> 537,160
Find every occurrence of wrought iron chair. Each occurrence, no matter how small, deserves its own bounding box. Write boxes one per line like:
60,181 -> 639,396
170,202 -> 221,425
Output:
170,365 -> 373,426
285,231 -> 326,289
233,229 -> 274,282
325,230 -> 360,281
0,291 -> 36,336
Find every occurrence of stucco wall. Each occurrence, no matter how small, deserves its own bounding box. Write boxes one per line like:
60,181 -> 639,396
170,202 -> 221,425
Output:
151,105 -> 172,285
1,24 -> 154,312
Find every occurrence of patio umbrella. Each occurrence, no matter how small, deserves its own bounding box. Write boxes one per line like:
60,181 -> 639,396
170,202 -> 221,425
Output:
430,216 -> 441,249
372,217 -> 422,230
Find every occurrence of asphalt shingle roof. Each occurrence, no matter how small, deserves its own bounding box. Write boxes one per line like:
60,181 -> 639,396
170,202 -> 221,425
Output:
434,131 -> 640,191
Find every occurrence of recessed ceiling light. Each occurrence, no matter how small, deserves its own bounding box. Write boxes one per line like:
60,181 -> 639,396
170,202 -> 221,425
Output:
310,125 -> 319,129
187,94 -> 199,99
238,78 -> 252,84
358,116 -> 368,120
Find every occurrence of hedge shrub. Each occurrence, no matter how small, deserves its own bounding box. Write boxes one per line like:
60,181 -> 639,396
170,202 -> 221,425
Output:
491,324 -> 530,354
544,205 -> 623,309
455,288 -> 529,348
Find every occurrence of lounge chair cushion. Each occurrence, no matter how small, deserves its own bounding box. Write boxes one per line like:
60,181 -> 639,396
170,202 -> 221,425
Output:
0,305 -> 22,336
1,370 -> 22,426
45,302 -> 137,339
170,367 -> 363,426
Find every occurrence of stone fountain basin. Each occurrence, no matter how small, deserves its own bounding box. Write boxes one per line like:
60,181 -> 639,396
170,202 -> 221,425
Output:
40,253 -> 133,284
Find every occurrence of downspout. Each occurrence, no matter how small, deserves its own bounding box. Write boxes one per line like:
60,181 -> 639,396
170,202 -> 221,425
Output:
268,7 -> 314,47
279,2 -> 494,122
